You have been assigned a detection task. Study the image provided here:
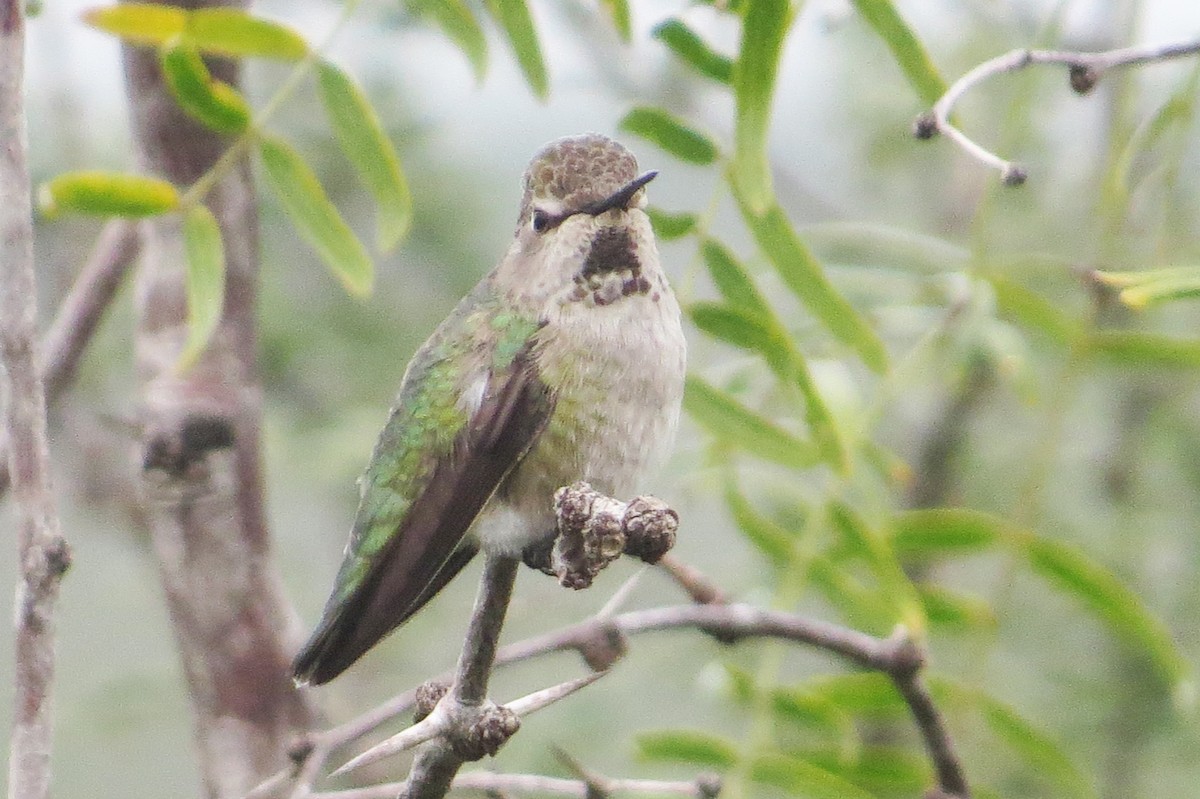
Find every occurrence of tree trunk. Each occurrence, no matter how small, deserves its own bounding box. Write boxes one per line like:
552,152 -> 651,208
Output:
121,2 -> 315,796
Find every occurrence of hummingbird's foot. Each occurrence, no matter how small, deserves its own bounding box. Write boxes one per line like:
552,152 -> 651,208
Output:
413,680 -> 450,723
548,481 -> 680,589
448,702 -> 521,760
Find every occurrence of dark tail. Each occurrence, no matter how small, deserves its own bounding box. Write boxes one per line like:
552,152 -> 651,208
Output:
292,543 -> 479,685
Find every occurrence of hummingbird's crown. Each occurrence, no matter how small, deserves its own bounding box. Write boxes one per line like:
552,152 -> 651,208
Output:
518,134 -> 638,224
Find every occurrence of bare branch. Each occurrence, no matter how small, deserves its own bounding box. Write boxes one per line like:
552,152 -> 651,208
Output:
1,3 -> 71,798
917,38 -> 1200,181
0,219 -> 139,497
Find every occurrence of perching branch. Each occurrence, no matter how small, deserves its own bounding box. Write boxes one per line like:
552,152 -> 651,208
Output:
1,3 -> 71,798
914,38 -> 1200,183
255,484 -> 968,799
0,219 -> 139,497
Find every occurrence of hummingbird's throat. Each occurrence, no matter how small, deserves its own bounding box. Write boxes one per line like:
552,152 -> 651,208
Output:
566,227 -> 653,308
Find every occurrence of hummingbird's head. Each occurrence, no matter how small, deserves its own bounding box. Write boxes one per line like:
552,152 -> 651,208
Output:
503,134 -> 663,310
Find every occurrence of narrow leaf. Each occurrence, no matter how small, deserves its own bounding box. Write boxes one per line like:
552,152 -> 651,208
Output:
39,171 -> 178,218
83,4 -> 186,44
685,375 -> 819,470
160,39 -> 251,133
848,0 -> 946,105
891,508 -> 1008,559
653,18 -> 733,84
1026,537 -> 1191,690
599,0 -> 632,42
317,61 -> 412,251
732,0 -> 790,214
636,730 -> 738,769
689,301 -> 777,354
179,205 -> 226,370
990,275 -> 1079,346
620,106 -> 719,165
830,502 -> 926,634
739,196 -> 888,372
1096,266 -> 1200,309
752,753 -> 875,799
646,207 -> 696,240
918,584 -> 997,631
689,300 -> 845,470
702,239 -> 768,315
85,5 -> 308,60
976,693 -> 1097,799
409,0 -> 487,81
723,480 -> 797,566
483,0 -> 548,100
186,8 -> 308,61
1087,331 -> 1200,369
258,136 -> 374,297
804,673 -> 907,717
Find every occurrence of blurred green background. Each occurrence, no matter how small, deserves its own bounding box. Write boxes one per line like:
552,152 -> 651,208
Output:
5,1 -> 1200,798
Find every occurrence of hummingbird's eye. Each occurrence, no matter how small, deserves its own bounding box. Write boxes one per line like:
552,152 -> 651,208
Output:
531,209 -> 553,233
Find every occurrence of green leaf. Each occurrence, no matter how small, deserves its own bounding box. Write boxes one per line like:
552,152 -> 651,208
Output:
179,205 -> 226,370
732,0 -> 790,214
808,746 -> 930,794
848,0 -> 946,105
702,239 -> 768,316
258,136 -> 374,297
483,0 -> 548,100
804,673 -> 907,718
160,39 -> 251,133
636,730 -> 738,769
1086,331 -> 1200,369
723,480 -> 797,566
891,508 -> 1009,559
1025,537 -> 1191,690
990,275 -> 1079,345
652,18 -> 733,84
739,197 -> 888,373
408,0 -> 487,81
975,693 -> 1097,799
38,171 -> 178,218
87,5 -> 308,60
918,584 -> 997,631
689,301 -> 845,471
689,301 -> 777,354
685,376 -> 819,471
185,8 -> 308,61
317,61 -> 412,251
599,0 -> 632,42
771,688 -> 856,742
646,207 -> 697,240
1096,266 -> 1200,309
83,4 -> 187,44
619,107 -> 719,165
829,502 -> 926,634
751,753 -> 875,799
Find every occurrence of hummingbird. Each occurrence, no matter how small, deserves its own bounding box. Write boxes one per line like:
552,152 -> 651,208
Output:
292,134 -> 687,685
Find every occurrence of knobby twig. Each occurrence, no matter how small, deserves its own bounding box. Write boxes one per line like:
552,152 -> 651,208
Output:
1,3 -> 72,799
0,219 -> 140,496
914,38 -> 1200,183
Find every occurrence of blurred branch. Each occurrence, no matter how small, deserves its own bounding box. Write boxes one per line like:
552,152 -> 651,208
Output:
1,2 -> 71,798
0,219 -> 139,496
260,575 -> 970,799
309,767 -> 720,799
915,38 -> 1200,182
122,2 -> 316,796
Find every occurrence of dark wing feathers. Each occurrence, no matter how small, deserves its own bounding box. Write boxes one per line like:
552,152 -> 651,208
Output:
292,342 -> 553,685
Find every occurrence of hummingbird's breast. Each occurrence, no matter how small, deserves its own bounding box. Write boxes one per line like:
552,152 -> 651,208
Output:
478,232 -> 686,557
